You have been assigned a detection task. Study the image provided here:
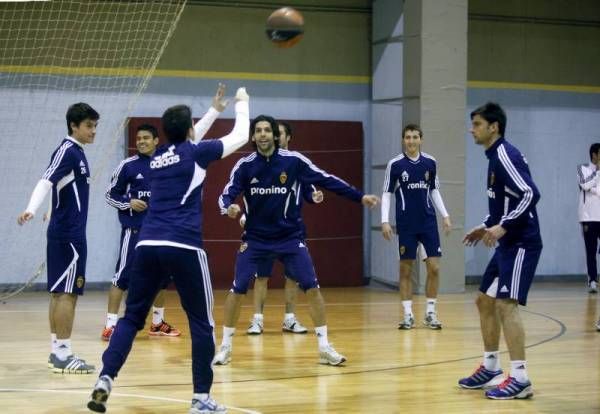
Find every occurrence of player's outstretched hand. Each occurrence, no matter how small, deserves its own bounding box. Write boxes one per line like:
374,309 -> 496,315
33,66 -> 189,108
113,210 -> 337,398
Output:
442,216 -> 452,236
382,222 -> 394,241
212,82 -> 229,112
361,194 -> 380,209
227,204 -> 241,219
239,214 -> 246,228
312,190 -> 324,204
463,224 -> 486,246
17,211 -> 33,225
235,87 -> 249,102
130,199 -> 148,212
482,224 -> 506,248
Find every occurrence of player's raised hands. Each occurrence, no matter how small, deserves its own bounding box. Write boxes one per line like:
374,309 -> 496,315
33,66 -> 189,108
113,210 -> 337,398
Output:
235,87 -> 249,102
227,204 -> 241,219
212,83 -> 229,112
382,222 -> 394,241
361,194 -> 380,209
17,211 -> 34,225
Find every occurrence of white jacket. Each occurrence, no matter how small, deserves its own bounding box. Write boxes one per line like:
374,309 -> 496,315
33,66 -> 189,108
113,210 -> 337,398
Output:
578,162 -> 600,222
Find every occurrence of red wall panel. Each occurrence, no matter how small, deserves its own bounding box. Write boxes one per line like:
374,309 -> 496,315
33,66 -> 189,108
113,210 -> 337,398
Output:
127,118 -> 364,289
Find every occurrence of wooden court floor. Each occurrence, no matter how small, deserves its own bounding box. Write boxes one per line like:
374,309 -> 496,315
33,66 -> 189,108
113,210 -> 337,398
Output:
0,283 -> 598,413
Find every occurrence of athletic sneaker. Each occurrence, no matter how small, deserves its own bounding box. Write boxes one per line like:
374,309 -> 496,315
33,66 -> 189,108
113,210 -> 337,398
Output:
398,314 -> 415,330
282,316 -> 308,333
212,344 -> 232,365
485,376 -> 533,399
48,353 -> 56,369
423,312 -> 443,329
87,374 -> 113,413
458,365 -> 504,389
101,326 -> 114,341
589,280 -> 598,294
53,354 -> 95,374
149,320 -> 181,337
246,317 -> 263,335
189,395 -> 227,413
319,344 -> 346,366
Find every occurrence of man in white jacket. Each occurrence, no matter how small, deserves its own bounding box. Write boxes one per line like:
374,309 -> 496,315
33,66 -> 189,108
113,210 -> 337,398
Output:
577,143 -> 600,295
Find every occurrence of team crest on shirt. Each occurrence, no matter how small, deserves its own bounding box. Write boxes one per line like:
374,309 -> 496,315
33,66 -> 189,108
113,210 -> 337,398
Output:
489,172 -> 495,186
400,245 -> 405,255
401,171 -> 409,182
279,171 -> 288,184
424,171 -> 430,181
76,276 -> 85,289
239,242 -> 248,253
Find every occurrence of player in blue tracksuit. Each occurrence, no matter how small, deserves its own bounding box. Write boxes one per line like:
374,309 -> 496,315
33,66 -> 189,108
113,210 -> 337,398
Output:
88,87 -> 250,414
18,103 -> 99,374
245,121 -> 322,336
213,114 -> 379,367
103,123 -> 185,341
381,124 -> 452,330
459,102 -> 542,400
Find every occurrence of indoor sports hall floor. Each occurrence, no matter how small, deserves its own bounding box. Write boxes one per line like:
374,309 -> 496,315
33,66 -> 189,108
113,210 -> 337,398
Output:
0,283 -> 598,413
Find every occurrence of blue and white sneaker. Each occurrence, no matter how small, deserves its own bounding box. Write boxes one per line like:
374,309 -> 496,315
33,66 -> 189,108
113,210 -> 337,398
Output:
485,376 -> 533,399
87,375 -> 113,412
189,395 -> 227,413
458,365 -> 504,389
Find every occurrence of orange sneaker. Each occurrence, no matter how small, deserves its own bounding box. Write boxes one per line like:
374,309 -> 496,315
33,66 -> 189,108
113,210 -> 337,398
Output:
149,320 -> 181,337
101,326 -> 114,341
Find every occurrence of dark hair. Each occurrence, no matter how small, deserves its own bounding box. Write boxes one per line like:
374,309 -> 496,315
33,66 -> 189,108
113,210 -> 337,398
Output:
278,121 -> 292,138
66,103 -> 99,135
402,124 -> 422,139
136,123 -> 159,138
251,114 -> 280,149
161,105 -> 192,143
470,102 -> 506,137
589,143 -> 600,161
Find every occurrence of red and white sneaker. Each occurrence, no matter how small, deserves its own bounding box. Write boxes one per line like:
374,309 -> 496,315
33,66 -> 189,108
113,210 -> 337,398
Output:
101,326 -> 115,341
149,320 -> 181,337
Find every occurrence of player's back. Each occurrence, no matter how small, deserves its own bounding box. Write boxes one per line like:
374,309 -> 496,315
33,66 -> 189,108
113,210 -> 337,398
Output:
139,140 -> 222,249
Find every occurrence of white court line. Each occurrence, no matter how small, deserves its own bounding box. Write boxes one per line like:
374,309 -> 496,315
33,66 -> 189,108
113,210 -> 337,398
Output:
0,388 -> 261,414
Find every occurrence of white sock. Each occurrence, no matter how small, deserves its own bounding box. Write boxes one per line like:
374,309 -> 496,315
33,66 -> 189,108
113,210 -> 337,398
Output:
55,338 -> 72,361
253,313 -> 264,321
193,393 -> 209,402
510,360 -> 529,383
284,313 -> 294,321
152,307 -> 164,325
483,351 -> 500,371
51,333 -> 57,354
402,300 -> 413,316
315,325 -> 328,349
106,313 -> 118,328
221,326 -> 235,347
426,298 -> 437,314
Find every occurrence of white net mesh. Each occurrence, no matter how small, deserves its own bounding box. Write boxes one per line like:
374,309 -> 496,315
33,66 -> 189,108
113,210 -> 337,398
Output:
0,0 -> 186,300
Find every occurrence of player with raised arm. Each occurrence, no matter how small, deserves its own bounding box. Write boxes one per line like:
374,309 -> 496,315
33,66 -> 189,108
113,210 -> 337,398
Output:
213,114 -> 379,367
101,85 -> 228,341
87,87 -> 250,414
381,124 -> 451,330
